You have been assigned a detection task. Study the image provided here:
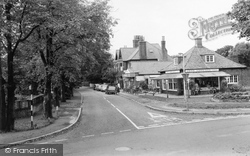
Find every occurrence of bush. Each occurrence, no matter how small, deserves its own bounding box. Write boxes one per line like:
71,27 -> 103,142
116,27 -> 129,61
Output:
228,84 -> 246,92
139,81 -> 148,90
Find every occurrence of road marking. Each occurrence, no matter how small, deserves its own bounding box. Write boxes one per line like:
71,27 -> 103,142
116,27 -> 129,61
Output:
36,142 -> 49,144
148,112 -> 168,118
82,135 -> 95,138
55,139 -> 68,142
240,130 -> 250,134
120,129 -> 131,133
216,134 -> 232,137
115,107 -> 140,129
101,132 -> 114,135
104,97 -> 140,129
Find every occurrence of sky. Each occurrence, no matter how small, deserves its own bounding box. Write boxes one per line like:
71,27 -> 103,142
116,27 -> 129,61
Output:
108,0 -> 246,57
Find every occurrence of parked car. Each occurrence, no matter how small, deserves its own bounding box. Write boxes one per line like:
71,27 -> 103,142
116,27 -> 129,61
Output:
101,84 -> 108,92
105,85 -> 117,94
94,84 -> 100,90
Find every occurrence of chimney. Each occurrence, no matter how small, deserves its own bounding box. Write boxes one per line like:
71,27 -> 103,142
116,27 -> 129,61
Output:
133,35 -> 144,48
195,38 -> 203,48
139,40 -> 147,59
161,36 -> 168,61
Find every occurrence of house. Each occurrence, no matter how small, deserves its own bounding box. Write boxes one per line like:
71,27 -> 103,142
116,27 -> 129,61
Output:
153,38 -> 250,95
114,35 -> 173,89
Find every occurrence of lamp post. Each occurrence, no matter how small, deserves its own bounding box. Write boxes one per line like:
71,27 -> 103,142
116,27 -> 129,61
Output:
179,53 -> 189,110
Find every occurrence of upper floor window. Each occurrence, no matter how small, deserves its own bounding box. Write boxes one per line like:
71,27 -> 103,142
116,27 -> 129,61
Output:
174,58 -> 178,65
205,55 -> 214,63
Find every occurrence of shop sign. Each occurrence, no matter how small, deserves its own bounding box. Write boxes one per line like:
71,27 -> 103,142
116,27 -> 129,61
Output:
186,69 -> 219,73
188,13 -> 233,41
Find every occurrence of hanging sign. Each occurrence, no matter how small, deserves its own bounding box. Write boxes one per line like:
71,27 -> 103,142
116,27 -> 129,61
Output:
188,13 -> 234,41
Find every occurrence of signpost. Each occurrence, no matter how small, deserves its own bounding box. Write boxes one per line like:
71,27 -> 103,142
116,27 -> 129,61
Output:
29,85 -> 34,129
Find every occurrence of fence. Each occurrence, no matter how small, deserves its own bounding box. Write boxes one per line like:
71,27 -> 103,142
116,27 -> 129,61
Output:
14,94 -> 44,118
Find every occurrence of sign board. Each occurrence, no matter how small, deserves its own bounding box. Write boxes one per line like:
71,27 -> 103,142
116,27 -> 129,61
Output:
188,13 -> 234,41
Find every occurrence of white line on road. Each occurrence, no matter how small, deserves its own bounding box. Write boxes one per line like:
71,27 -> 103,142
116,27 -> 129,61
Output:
240,130 -> 250,134
115,107 -> 140,129
82,135 -> 95,138
101,132 -> 114,135
36,142 -> 49,144
54,139 -> 68,142
120,129 -> 131,133
216,134 -> 233,137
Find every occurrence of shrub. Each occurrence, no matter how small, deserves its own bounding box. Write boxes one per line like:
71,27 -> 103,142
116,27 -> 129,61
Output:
228,84 -> 246,92
139,81 -> 148,90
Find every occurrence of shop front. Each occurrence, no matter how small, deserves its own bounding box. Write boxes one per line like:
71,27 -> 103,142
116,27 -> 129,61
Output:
153,70 -> 230,95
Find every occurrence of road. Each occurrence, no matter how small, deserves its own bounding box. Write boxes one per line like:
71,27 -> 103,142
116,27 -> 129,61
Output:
35,87 -> 250,156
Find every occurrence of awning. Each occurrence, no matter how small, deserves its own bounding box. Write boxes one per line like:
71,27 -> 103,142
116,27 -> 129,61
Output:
152,73 -> 183,79
152,71 -> 230,80
188,71 -> 230,78
136,76 -> 145,81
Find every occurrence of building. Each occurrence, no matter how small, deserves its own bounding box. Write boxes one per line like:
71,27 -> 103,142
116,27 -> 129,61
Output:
153,38 -> 250,95
114,35 -> 173,89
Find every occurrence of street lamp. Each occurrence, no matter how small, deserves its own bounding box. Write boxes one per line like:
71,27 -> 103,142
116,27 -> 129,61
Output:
179,53 -> 189,110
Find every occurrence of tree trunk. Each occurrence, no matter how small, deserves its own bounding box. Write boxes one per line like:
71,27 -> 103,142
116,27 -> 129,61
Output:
61,73 -> 66,102
0,57 -> 4,131
54,87 -> 60,107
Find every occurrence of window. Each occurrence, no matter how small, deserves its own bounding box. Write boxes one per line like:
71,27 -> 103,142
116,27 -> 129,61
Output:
168,79 -> 177,90
156,80 -> 160,88
226,75 -> 238,84
120,63 -> 123,71
174,58 -> 178,65
205,55 -> 214,63
162,80 -> 166,90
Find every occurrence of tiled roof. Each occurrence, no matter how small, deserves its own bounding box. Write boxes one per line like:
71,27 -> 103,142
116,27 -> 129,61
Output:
160,46 -> 246,72
129,61 -> 172,75
125,42 -> 173,61
116,48 -> 136,61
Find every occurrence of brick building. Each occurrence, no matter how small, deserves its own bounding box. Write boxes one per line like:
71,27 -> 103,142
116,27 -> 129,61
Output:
153,38 -> 250,95
114,35 -> 173,89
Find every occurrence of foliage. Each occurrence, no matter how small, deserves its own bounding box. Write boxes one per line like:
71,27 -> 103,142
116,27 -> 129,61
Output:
139,81 -> 148,90
220,79 -> 228,93
215,45 -> 233,57
228,84 -> 246,92
213,91 -> 249,102
228,0 -> 250,40
231,42 -> 250,67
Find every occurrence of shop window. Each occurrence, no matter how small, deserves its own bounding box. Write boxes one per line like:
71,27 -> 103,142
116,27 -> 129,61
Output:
205,55 -> 214,63
226,75 -> 238,84
156,80 -> 160,88
162,80 -> 167,90
168,79 -> 177,90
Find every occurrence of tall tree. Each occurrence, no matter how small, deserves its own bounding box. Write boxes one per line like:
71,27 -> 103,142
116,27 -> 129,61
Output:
228,0 -> 250,40
215,45 -> 233,57
0,0 -> 41,131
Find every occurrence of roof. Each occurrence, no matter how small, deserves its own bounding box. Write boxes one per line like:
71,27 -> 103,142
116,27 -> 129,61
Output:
115,48 -> 136,61
125,42 -> 173,61
160,45 -> 246,72
128,61 -> 172,75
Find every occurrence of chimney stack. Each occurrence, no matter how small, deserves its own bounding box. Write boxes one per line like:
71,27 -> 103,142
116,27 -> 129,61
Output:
133,35 -> 144,48
195,38 -> 203,48
139,40 -> 147,59
161,36 -> 168,61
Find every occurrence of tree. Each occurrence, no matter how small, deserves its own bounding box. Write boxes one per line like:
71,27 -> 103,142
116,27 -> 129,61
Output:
231,42 -> 250,67
215,45 -> 233,57
0,0 -> 41,131
228,0 -> 250,40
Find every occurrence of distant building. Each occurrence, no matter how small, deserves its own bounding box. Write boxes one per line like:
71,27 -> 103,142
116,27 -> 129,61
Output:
114,35 -> 173,89
153,38 -> 250,95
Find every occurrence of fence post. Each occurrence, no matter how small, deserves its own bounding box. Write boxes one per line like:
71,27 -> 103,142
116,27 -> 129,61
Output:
29,85 -> 34,129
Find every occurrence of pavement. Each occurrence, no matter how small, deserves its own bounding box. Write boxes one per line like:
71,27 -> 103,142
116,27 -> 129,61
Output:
1,87 -> 250,149
0,90 -> 82,149
119,91 -> 250,115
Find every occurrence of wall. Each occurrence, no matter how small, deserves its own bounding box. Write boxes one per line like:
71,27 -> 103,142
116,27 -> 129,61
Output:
221,68 -> 250,90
